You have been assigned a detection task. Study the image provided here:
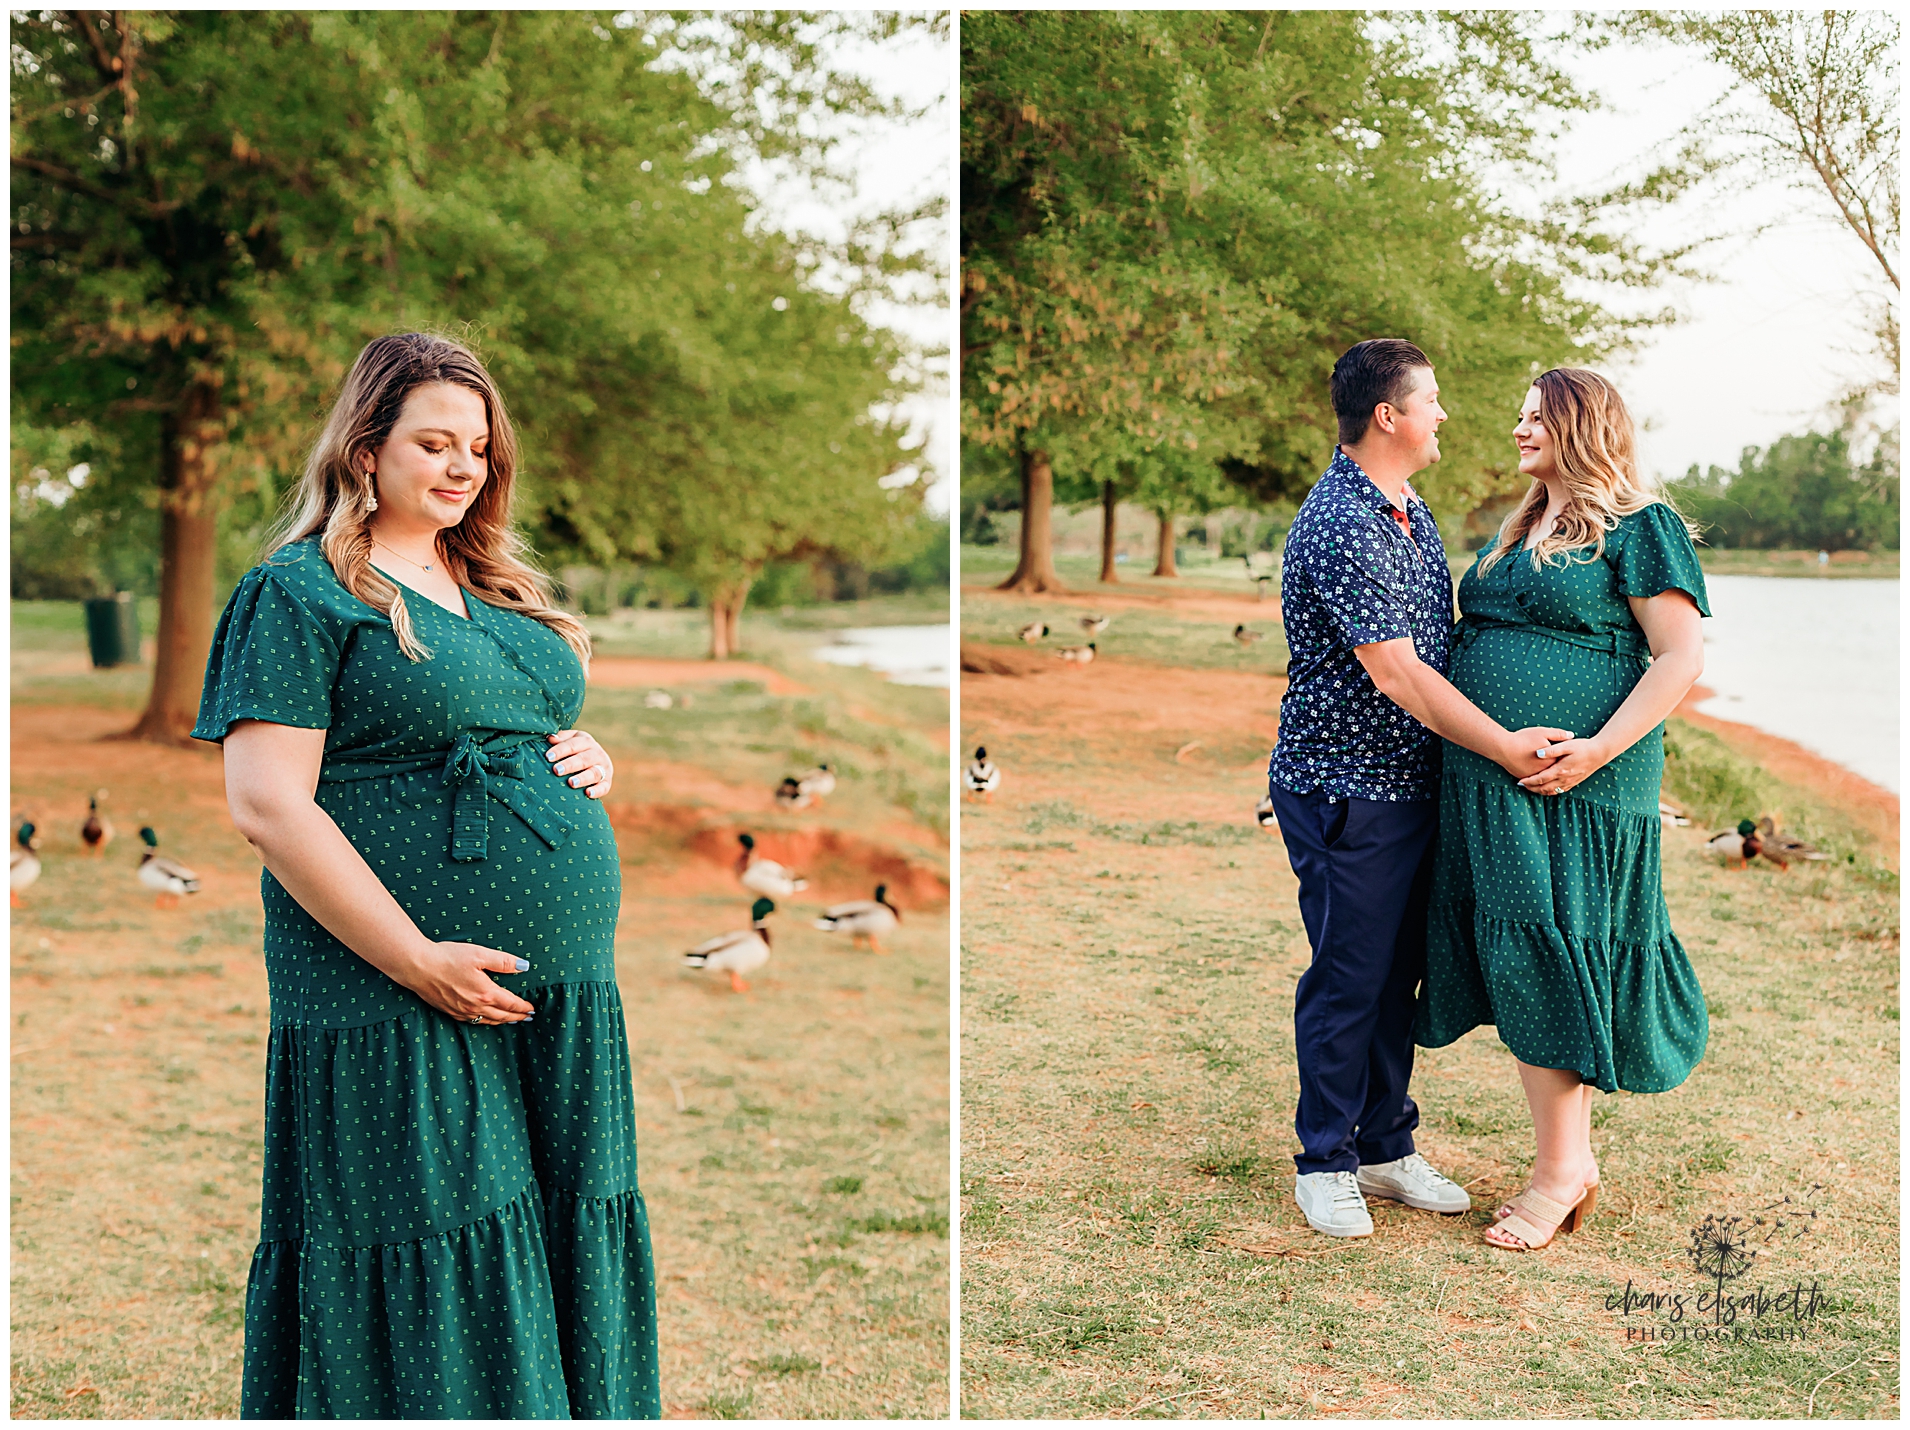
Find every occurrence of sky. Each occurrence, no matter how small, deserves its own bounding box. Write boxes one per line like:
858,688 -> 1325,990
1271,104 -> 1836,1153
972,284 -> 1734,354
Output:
728,17 -> 952,515
1509,28 -> 1894,485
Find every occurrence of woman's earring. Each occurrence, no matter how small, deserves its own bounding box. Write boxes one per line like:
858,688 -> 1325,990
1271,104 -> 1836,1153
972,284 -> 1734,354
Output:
366,474 -> 379,512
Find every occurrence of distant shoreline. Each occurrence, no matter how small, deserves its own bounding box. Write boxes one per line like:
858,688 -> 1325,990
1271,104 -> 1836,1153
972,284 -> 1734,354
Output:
1692,548 -> 1898,580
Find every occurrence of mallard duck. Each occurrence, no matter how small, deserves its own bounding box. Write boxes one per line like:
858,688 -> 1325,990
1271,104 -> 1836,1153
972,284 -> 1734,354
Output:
11,821 -> 42,905
683,898 -> 774,992
1705,819 -> 1762,870
1057,641 -> 1097,665
643,689 -> 674,710
1232,624 -> 1264,647
774,777 -> 812,811
814,884 -> 900,953
1755,816 -> 1826,869
1018,622 -> 1049,643
1079,614 -> 1110,637
137,826 -> 201,907
82,789 -> 114,855
797,763 -> 836,804
1254,793 -> 1278,831
1658,797 -> 1690,828
963,746 -> 1001,801
735,833 -> 807,898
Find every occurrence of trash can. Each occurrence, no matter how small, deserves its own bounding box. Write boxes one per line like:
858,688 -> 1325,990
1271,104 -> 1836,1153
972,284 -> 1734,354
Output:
84,592 -> 141,668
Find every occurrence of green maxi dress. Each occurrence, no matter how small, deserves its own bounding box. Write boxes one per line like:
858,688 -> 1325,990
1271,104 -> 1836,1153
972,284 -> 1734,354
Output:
193,537 -> 661,1419
1415,504 -> 1711,1095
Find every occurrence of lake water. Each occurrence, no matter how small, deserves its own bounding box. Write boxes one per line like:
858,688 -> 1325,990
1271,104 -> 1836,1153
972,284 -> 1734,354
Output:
1695,575 -> 1898,792
814,624 -> 951,688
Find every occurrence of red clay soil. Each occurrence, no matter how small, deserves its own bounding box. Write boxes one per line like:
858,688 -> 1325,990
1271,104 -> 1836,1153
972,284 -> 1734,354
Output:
963,582 -> 1281,622
604,802 -> 948,910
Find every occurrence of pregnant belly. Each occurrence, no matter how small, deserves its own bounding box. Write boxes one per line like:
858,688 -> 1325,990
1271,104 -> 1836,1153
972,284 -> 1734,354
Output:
1450,626 -> 1641,738
1447,626 -> 1664,816
264,770 -> 622,1029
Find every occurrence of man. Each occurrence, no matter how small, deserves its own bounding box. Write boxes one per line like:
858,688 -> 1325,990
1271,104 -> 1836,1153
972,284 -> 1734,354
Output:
1269,339 -> 1571,1237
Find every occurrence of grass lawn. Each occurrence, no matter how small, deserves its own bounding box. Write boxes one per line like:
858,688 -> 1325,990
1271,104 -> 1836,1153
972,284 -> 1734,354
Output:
957,617 -> 1898,1418
10,597 -> 951,1419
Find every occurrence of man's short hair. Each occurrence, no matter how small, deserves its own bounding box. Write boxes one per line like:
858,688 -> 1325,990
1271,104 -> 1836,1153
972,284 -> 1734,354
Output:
1331,339 -> 1433,447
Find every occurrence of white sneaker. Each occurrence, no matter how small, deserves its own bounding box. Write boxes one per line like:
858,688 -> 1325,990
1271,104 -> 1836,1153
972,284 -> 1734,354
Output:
1295,1170 -> 1373,1237
1357,1152 -> 1471,1214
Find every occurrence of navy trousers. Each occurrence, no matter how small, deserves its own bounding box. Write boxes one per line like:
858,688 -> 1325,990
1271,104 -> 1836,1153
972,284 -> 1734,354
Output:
1269,783 -> 1437,1175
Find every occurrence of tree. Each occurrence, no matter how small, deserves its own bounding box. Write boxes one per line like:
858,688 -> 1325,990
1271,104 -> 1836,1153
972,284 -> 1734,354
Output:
1667,428 -> 1899,551
13,10 -> 943,737
961,11 -> 1692,593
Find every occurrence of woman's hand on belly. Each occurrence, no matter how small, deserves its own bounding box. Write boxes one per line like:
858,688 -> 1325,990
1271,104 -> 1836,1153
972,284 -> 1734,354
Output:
546,728 -> 614,799
1517,735 -> 1614,797
391,940 -> 536,1025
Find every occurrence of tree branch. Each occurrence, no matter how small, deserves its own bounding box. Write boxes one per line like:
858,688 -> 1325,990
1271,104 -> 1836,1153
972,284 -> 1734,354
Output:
67,10 -> 122,85
9,155 -> 176,215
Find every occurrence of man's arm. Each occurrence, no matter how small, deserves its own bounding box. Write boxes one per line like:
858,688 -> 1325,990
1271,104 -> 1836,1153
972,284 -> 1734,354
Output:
1356,638 -> 1570,781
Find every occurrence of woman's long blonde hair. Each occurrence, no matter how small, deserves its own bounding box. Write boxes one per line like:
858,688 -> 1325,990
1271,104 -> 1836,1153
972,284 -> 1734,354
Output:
1479,367 -> 1696,575
264,332 -> 590,665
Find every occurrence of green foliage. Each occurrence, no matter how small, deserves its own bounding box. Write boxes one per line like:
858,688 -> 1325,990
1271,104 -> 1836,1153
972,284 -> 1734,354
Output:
1667,429 -> 1899,551
961,11 -> 1686,531
11,12 -> 942,613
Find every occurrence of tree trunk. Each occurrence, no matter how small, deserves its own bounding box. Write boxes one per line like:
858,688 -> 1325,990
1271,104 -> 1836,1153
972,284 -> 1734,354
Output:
1098,480 -> 1120,584
725,578 -> 750,655
1153,510 -> 1179,578
120,379 -> 222,745
995,444 -> 1067,593
707,592 -> 732,659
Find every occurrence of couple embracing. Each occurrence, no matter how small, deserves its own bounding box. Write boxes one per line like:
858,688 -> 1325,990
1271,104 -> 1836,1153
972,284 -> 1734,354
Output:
1269,339 -> 1710,1252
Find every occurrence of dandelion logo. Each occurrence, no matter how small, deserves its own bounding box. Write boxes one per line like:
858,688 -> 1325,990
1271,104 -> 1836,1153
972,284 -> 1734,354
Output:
1686,1214 -> 1757,1324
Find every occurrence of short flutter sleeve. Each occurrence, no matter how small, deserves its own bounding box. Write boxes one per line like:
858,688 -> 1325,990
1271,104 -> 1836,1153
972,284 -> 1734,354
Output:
191,567 -> 341,742
1613,503 -> 1711,618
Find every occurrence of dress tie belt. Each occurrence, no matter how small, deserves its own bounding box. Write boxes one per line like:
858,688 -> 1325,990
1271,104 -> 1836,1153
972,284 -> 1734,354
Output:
316,732 -> 572,863
1455,619 -> 1650,664
441,732 -> 573,862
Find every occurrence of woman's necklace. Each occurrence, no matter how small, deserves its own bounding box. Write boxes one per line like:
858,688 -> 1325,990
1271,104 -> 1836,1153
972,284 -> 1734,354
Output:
373,539 -> 438,574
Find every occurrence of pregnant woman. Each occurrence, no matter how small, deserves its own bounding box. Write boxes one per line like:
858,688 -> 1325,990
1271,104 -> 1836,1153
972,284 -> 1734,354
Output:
1416,367 -> 1710,1252
194,333 -> 660,1416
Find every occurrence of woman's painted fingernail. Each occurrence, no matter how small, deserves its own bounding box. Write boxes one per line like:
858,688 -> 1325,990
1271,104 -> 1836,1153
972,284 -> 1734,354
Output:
514,958 -> 530,971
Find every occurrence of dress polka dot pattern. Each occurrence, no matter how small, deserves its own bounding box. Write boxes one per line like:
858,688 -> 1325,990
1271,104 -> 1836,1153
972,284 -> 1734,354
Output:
193,537 -> 660,1419
1414,504 -> 1712,1094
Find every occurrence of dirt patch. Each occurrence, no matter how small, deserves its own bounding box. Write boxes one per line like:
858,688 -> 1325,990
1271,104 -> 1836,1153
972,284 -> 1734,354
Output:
960,643 -> 1051,677
590,656 -> 810,697
963,655 -> 1283,751
963,583 -> 1281,622
605,803 -> 948,910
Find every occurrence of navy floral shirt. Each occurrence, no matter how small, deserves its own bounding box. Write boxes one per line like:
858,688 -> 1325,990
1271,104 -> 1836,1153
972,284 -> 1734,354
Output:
1269,449 -> 1455,802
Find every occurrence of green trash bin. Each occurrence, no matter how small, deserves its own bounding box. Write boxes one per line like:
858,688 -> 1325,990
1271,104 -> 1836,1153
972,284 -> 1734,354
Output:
84,592 -> 141,668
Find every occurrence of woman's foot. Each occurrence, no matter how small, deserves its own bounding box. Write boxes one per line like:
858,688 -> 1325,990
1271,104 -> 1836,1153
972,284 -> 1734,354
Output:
1484,1179 -> 1594,1250
1492,1159 -> 1597,1224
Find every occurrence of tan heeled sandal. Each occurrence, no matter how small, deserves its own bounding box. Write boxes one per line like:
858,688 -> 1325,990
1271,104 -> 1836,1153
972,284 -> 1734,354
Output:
1495,1178 -> 1597,1223
1486,1184 -> 1595,1251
